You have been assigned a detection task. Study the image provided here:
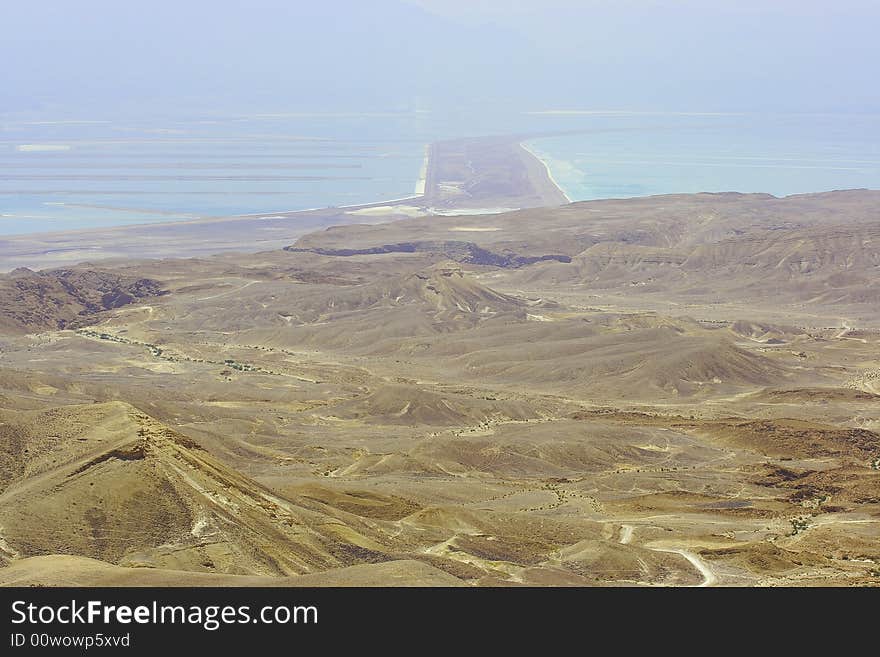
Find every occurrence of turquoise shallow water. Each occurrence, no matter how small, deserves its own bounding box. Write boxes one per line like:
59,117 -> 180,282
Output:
2,111 -> 878,236
524,114 -> 880,201
0,114 -> 429,235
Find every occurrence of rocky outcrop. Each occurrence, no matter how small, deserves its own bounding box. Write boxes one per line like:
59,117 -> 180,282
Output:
285,240 -> 571,268
0,267 -> 166,333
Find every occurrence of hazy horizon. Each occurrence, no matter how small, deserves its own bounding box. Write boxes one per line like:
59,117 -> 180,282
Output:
3,0 -> 879,118
3,2 -> 879,236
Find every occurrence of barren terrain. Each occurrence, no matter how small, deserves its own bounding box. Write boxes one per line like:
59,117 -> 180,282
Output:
1,185 -> 878,586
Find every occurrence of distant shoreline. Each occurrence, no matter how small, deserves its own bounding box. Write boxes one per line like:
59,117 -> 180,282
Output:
0,134 -> 565,242
0,134 -> 565,271
414,144 -> 429,195
520,141 -> 573,203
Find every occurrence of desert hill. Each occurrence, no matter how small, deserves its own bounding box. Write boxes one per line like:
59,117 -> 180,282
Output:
323,384 -> 538,426
0,555 -> 463,587
287,190 -> 880,320
0,401 -> 400,576
0,267 -> 164,334
1,190 -> 879,586
279,263 -> 530,325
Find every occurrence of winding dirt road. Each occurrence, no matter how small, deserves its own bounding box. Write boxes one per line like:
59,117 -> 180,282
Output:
614,521 -> 717,586
649,547 -> 717,587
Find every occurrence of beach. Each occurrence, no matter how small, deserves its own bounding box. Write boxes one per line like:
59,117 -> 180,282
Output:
414,144 -> 429,195
520,141 -> 572,203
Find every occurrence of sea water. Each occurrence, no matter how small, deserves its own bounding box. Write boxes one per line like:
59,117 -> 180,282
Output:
2,111 -> 879,236
0,113 -> 429,235
523,113 -> 880,201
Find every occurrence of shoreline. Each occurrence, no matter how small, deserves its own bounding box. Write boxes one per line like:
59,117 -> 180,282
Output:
235,142 -> 434,218
414,144 -> 429,195
0,140 -> 436,237
0,135 -> 563,239
520,141 -> 573,203
0,134 -> 568,271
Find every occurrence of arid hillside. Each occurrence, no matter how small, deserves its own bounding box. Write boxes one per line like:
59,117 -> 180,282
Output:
1,190 -> 878,586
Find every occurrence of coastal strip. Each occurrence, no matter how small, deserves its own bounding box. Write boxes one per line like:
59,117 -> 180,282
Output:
414,144 -> 430,195
520,141 -> 572,203
231,142 -> 433,217
0,135 -> 567,271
